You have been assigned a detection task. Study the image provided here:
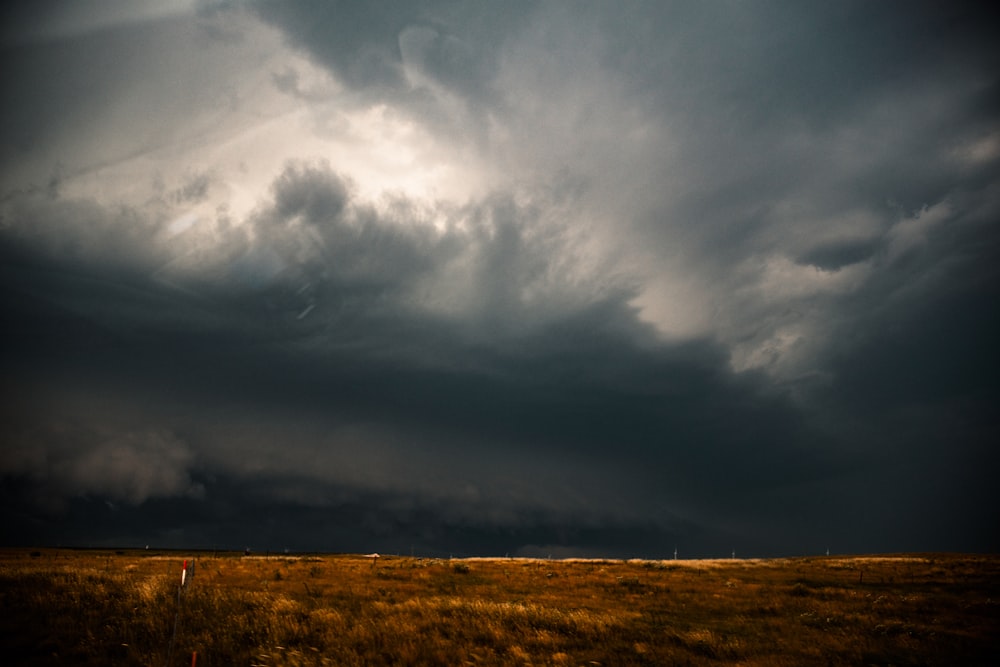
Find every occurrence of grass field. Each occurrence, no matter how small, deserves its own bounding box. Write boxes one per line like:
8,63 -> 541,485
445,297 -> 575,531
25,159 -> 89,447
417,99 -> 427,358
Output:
1,549 -> 997,665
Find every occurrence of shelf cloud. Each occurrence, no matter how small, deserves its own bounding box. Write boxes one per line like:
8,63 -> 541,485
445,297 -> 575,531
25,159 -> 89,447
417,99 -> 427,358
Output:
1,1 -> 997,557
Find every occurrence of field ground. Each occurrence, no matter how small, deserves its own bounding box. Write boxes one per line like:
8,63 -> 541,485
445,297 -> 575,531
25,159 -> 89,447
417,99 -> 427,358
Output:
1,549 -> 997,665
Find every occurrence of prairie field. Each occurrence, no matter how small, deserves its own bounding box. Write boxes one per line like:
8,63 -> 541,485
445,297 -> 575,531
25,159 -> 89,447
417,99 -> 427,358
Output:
1,549 -> 997,665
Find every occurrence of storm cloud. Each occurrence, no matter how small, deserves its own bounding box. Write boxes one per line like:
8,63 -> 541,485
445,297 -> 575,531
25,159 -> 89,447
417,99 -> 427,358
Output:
1,1 -> 997,557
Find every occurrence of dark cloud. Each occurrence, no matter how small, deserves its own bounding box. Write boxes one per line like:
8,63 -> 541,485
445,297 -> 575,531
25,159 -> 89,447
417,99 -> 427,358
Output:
0,161 -> 847,555
1,1 -> 998,556
254,0 -> 531,94
798,239 -> 881,272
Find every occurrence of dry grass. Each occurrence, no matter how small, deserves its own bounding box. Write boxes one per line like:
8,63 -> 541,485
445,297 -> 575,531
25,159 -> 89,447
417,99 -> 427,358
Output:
1,550 -> 997,665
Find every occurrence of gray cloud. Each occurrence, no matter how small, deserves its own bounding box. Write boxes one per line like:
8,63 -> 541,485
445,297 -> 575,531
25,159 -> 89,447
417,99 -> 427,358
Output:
0,161 -> 841,545
1,420 -> 203,511
1,1 -> 997,556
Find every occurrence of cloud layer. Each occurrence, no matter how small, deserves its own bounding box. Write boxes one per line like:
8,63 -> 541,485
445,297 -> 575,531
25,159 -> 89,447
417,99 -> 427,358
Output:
1,1 -> 997,556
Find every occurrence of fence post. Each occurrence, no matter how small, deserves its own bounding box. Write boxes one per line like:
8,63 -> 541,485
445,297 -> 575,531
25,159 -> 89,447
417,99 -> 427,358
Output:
165,559 -> 194,667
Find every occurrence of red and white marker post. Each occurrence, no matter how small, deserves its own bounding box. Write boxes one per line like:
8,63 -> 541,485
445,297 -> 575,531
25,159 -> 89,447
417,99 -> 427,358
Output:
166,558 -> 197,667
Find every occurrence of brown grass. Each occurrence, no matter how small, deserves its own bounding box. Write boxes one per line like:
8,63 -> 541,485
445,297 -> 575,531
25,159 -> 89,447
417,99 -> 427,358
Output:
1,550 -> 997,665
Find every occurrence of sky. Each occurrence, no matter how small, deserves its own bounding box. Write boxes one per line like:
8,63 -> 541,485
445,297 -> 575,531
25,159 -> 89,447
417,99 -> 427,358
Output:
1,1 -> 997,558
